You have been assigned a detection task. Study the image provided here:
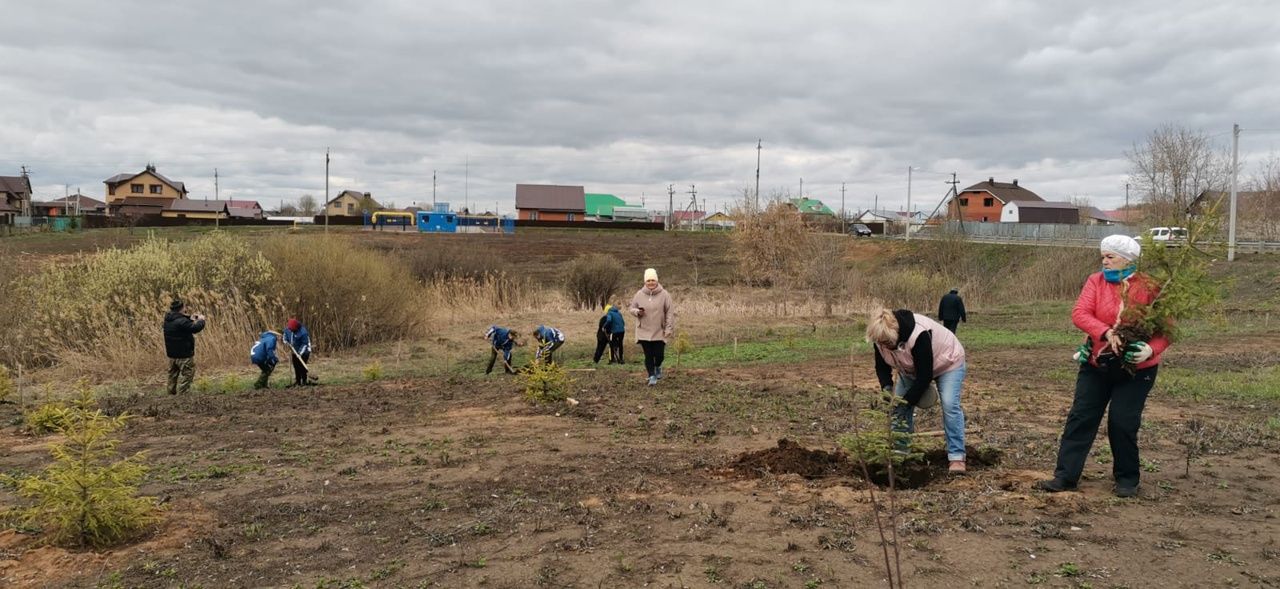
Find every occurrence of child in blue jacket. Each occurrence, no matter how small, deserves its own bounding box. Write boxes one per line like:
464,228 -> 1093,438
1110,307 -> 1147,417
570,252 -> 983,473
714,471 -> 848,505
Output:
283,318 -> 314,386
484,325 -> 521,374
593,304 -> 626,364
250,331 -> 278,389
532,325 -> 566,365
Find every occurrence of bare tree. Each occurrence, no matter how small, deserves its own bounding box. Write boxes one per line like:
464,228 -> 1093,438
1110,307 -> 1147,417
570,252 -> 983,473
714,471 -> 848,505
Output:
1126,124 -> 1230,226
297,194 -> 318,216
278,203 -> 299,216
1246,155 -> 1280,241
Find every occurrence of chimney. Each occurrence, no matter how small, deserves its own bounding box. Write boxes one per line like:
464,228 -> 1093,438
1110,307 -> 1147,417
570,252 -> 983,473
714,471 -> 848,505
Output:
364,192 -> 372,199
988,177 -> 994,184
1012,179 -> 1019,187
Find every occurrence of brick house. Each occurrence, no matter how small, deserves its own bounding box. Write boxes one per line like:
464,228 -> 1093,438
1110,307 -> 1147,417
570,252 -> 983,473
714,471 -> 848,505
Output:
949,178 -> 1044,222
104,164 -> 188,207
515,184 -> 586,221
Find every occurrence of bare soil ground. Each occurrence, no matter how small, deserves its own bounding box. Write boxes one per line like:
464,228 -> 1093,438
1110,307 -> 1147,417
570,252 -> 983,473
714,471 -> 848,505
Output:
2,336 -> 1277,588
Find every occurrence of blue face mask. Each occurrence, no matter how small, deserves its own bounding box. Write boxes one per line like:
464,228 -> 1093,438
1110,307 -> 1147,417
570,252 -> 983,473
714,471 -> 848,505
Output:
1102,265 -> 1135,283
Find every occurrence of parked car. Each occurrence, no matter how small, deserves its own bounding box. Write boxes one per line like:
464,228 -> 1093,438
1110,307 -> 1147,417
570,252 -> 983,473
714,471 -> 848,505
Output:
1147,227 -> 1188,244
848,223 -> 873,237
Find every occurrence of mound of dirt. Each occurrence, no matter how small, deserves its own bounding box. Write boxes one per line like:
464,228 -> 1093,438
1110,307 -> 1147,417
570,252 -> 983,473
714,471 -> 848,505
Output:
730,438 -> 856,479
728,439 -> 1002,489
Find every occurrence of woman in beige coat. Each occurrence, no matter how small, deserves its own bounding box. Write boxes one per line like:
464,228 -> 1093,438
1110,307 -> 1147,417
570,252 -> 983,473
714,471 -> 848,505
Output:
629,268 -> 675,386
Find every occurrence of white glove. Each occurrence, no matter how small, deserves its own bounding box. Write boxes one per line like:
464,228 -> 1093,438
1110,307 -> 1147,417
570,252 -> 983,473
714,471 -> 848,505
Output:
1125,342 -> 1153,364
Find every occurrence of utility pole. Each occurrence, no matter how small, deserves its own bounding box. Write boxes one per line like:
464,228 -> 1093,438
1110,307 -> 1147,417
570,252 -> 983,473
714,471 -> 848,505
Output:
1229,123 -> 1240,262
755,139 -> 761,212
19,165 -> 31,217
840,182 -> 847,234
799,177 -> 803,198
464,155 -> 469,214
667,184 -> 675,231
906,166 -> 914,241
214,168 -> 219,201
432,170 -> 437,208
687,184 -> 697,231
324,148 -> 330,233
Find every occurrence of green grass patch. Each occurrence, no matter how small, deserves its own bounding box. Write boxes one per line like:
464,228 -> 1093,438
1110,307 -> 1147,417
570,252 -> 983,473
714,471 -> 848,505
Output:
1156,366 -> 1280,401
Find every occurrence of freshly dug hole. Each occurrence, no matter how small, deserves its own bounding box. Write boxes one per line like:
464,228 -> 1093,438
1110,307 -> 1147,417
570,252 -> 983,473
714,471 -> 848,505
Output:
727,438 -> 1002,489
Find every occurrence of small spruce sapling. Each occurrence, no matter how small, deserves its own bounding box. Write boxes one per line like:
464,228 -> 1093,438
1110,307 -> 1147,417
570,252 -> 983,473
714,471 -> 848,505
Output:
6,381 -> 159,548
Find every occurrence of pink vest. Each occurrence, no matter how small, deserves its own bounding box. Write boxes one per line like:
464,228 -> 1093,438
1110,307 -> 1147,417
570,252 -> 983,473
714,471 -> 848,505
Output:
876,314 -> 966,377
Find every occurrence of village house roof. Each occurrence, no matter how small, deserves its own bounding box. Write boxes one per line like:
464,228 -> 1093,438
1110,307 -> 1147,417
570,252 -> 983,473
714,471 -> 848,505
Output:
0,175 -> 33,197
104,165 -> 188,194
960,178 -> 1044,204
515,184 -> 586,212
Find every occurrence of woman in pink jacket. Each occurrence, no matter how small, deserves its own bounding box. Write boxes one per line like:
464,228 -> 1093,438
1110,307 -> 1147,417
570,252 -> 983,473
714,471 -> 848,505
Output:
866,308 -> 969,473
1037,235 -> 1169,498
629,268 -> 675,386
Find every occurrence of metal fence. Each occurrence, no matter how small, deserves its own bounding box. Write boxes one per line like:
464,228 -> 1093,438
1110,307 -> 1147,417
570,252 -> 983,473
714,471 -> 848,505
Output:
933,221 -> 1136,242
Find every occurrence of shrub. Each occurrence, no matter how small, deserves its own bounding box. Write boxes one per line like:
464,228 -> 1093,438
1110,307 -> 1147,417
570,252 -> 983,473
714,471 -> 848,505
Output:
1,233 -> 279,376
838,406 -> 925,467
363,359 -> 384,382
25,401 -> 69,435
564,254 -> 625,310
0,365 -> 13,403
521,361 -> 572,403
7,383 -> 158,548
730,201 -> 811,287
261,235 -> 424,350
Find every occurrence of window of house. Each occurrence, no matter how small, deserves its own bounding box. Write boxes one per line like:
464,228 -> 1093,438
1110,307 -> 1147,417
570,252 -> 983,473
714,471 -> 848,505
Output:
347,203 -> 354,213
958,198 -> 968,206
567,213 -> 575,221
150,184 -> 162,194
131,183 -> 143,193
982,216 -> 989,222
530,211 -> 539,220
983,197 -> 994,207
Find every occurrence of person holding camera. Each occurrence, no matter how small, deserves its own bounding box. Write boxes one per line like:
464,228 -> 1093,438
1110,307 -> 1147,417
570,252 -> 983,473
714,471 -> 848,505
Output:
163,299 -> 206,395
629,268 -> 675,386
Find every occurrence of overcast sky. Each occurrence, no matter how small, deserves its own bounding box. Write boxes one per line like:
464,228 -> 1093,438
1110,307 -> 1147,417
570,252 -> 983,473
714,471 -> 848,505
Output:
3,0 -> 1279,214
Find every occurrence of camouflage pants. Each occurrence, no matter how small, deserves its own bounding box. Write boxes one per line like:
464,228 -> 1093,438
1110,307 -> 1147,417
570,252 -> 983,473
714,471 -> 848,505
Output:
167,357 -> 196,395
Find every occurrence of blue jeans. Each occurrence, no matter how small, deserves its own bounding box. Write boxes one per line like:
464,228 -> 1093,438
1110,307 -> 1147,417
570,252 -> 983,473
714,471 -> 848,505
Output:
893,362 -> 967,461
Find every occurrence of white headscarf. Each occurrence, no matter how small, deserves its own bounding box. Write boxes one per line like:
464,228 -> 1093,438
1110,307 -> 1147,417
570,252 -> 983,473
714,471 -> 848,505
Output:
1100,234 -> 1141,262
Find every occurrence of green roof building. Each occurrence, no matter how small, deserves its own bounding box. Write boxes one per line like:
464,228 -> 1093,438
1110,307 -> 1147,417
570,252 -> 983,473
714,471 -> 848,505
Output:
584,193 -> 628,218
790,197 -> 835,216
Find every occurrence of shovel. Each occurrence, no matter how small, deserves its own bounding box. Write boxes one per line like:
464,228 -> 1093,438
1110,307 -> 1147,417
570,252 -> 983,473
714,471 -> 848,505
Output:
274,332 -> 318,383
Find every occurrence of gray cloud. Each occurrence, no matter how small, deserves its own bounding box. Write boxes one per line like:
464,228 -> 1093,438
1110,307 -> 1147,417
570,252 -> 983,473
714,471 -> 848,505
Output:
2,0 -> 1278,214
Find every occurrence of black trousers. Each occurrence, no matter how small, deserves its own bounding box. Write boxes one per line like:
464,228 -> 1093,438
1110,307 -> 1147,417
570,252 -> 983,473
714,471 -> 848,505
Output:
593,331 -> 609,363
609,332 -> 624,363
594,332 -> 625,363
639,340 -> 665,376
291,351 -> 311,384
942,319 -> 960,333
1052,363 -> 1158,488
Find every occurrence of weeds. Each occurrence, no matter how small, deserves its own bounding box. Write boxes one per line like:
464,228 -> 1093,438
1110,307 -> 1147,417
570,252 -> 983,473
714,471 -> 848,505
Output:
0,364 -> 14,403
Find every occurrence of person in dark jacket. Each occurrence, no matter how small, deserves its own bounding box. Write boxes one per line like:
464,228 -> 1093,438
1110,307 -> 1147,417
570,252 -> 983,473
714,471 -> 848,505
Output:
483,325 -> 521,375
250,331 -> 278,389
938,289 -> 967,333
867,308 -> 969,473
163,299 -> 206,395
282,318 -> 313,386
593,305 -> 612,365
593,304 -> 627,364
605,303 -> 626,364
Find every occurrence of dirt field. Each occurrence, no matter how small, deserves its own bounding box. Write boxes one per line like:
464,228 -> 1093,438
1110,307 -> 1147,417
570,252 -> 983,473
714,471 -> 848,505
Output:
2,229 -> 1278,588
